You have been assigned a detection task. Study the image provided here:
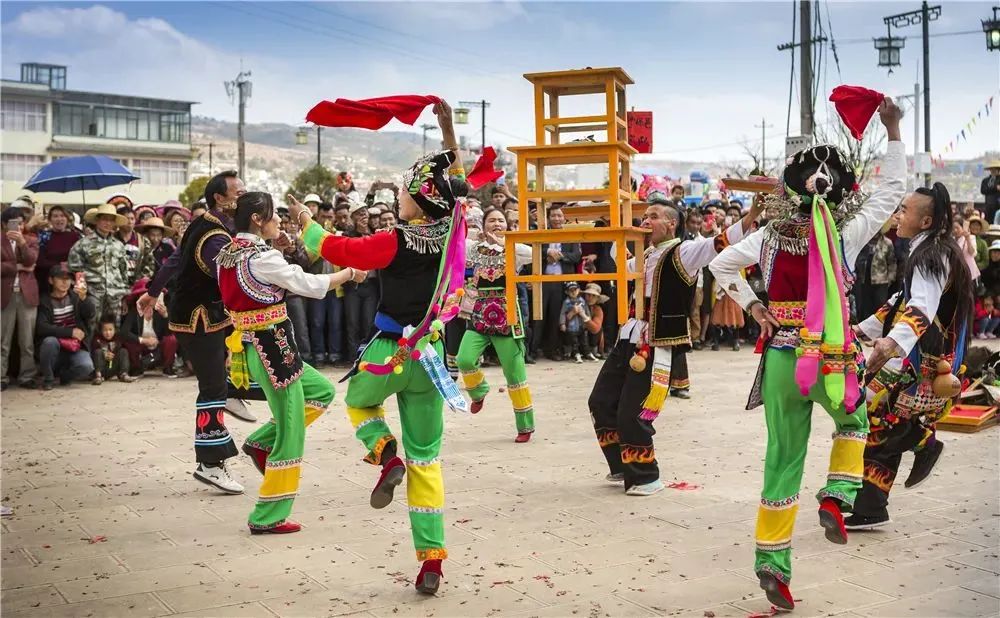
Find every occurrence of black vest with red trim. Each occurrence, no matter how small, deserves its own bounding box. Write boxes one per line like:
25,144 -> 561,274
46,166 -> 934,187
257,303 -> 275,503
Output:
648,241 -> 695,348
167,211 -> 231,333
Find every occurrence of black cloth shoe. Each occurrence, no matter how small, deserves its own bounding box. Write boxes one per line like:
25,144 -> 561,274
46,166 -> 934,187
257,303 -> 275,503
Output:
670,389 -> 691,399
905,440 -> 944,489
524,355 -> 536,365
844,512 -> 890,530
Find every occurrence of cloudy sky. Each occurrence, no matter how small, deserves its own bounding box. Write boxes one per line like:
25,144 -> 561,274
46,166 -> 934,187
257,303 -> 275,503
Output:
2,1 -> 997,162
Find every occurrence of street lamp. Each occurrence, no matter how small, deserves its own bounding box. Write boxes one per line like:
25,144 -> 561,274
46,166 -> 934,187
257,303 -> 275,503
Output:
454,107 -> 470,125
881,1 -> 941,187
457,100 -> 490,153
874,25 -> 905,71
295,126 -> 323,167
984,6 -> 1000,52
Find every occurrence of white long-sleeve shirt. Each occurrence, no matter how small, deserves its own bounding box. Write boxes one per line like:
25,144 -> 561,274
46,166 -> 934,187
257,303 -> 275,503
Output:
618,222 -> 748,342
709,140 -> 908,310
237,233 -> 332,300
856,232 -> 945,358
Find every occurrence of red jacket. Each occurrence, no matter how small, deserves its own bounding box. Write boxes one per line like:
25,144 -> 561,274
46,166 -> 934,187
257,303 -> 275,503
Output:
1,233 -> 39,309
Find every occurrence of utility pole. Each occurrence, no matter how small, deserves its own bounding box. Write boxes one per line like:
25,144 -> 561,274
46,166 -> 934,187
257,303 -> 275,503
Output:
883,2 -> 940,187
208,142 -> 214,175
225,69 -> 252,179
316,126 -> 322,167
777,2 -> 825,147
800,0 -> 814,136
755,117 -> 774,172
420,123 -> 438,153
891,84 -> 922,190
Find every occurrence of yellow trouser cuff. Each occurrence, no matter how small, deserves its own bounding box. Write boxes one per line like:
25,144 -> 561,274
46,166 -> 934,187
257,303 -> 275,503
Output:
347,405 -> 385,428
461,370 -> 485,390
755,501 -> 798,546
406,461 -> 444,509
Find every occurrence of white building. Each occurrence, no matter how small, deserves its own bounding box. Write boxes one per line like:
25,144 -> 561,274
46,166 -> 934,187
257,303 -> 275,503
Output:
1,63 -> 195,211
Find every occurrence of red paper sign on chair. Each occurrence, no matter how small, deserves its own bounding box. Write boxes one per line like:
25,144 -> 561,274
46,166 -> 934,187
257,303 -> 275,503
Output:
627,111 -> 653,154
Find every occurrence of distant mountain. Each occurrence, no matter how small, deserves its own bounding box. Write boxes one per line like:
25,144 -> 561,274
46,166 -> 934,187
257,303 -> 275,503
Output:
193,116 -> 425,173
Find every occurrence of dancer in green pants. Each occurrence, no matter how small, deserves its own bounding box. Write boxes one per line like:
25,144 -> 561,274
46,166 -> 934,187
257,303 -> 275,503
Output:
458,208 -> 535,441
217,191 -> 367,535
757,348 -> 869,580
710,98 -> 905,610
345,338 -> 447,557
289,101 -> 465,594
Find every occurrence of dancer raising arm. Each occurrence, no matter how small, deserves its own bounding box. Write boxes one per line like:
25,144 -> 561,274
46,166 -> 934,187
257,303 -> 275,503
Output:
709,98 -> 904,610
287,101 -> 463,595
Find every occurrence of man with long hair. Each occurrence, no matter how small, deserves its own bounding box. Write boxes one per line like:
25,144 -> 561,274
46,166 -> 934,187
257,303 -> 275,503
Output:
848,182 -> 972,530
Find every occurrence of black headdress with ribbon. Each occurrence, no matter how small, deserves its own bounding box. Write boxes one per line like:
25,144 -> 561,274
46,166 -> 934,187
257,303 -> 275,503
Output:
402,149 -> 459,220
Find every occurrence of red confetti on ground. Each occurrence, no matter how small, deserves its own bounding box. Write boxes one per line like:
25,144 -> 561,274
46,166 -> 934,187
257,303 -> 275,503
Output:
747,605 -> 794,617
87,536 -> 107,544
666,482 -> 700,491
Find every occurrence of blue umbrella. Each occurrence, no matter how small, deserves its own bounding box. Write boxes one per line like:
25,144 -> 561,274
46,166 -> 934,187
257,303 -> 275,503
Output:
23,155 -> 139,206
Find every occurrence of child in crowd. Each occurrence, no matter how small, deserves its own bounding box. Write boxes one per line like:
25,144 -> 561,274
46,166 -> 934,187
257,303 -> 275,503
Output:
581,283 -> 607,360
559,282 -> 590,363
91,316 -> 134,385
974,296 -> 1000,339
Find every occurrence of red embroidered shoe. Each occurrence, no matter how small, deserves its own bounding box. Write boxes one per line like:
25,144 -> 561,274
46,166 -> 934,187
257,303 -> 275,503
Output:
370,456 -> 406,509
818,498 -> 848,544
242,442 -> 268,476
758,572 -> 794,610
415,559 -> 443,594
249,520 -> 301,535
514,431 -> 532,443
470,397 -> 485,414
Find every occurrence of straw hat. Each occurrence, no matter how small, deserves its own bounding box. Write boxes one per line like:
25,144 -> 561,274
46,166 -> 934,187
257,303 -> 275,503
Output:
581,283 -> 610,304
986,160 -> 1000,171
135,216 -> 176,237
83,203 -> 129,226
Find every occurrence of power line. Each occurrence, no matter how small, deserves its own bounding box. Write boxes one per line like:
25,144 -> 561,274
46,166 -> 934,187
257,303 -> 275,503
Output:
829,29 -> 979,46
824,0 -> 843,80
785,0 -> 797,138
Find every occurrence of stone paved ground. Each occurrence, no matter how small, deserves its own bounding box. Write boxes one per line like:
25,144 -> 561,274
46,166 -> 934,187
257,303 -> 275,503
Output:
2,346 -> 998,618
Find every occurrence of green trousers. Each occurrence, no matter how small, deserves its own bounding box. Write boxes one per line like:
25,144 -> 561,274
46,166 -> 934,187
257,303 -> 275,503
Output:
456,330 -> 534,434
245,349 -> 334,530
755,348 -> 868,585
345,338 -> 447,562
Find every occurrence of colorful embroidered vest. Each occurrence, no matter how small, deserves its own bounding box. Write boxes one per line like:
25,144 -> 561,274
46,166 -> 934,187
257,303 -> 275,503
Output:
216,237 -> 302,389
467,241 -> 523,338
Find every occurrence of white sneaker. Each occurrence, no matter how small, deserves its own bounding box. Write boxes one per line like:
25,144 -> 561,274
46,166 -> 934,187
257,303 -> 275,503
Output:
625,479 -> 665,496
225,398 -> 257,422
605,473 -> 625,484
193,463 -> 244,494
585,353 -> 598,362
574,353 -> 583,364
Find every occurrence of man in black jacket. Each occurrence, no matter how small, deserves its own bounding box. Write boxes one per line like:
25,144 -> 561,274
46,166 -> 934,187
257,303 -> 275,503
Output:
532,205 -> 581,360
35,263 -> 95,390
